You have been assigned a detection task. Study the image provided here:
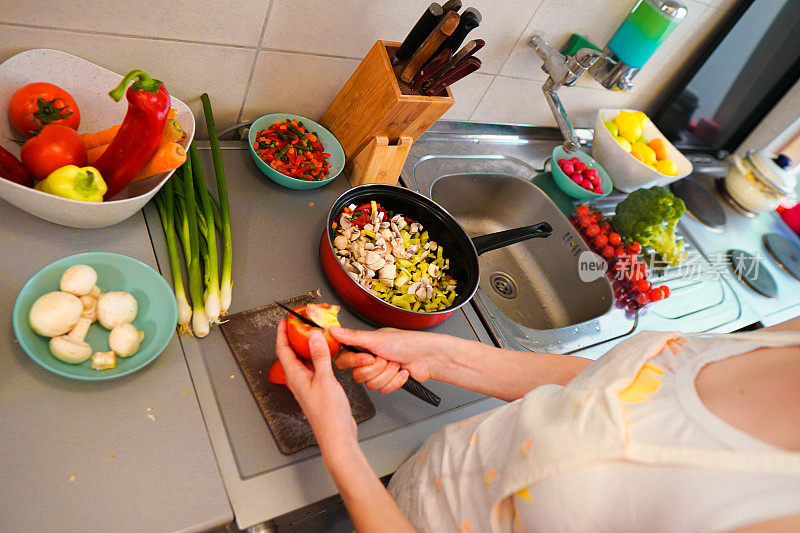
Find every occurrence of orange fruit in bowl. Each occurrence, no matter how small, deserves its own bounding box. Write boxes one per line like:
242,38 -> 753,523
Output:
630,151 -> 644,163
648,138 -> 668,161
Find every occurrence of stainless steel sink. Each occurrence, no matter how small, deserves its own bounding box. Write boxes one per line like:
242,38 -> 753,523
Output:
402,121 -> 748,356
431,172 -> 612,330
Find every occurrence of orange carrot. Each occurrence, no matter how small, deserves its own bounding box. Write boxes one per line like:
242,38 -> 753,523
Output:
167,108 -> 178,119
81,124 -> 121,150
87,144 -> 109,164
131,142 -> 186,182
161,118 -> 186,144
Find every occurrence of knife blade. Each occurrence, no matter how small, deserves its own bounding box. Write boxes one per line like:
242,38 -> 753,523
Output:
275,302 -> 442,407
392,3 -> 444,66
423,56 -> 481,96
400,10 -> 460,84
420,38 -> 484,91
410,48 -> 452,90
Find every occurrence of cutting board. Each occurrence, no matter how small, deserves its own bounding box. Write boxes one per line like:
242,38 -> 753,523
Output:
219,294 -> 376,454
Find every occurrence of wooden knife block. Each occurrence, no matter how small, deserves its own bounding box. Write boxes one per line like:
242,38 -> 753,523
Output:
321,40 -> 454,165
347,135 -> 413,186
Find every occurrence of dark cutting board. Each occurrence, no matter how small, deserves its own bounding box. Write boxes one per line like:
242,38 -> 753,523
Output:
219,294 -> 376,455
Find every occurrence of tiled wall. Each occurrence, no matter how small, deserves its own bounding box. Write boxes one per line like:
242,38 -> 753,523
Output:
0,0 -> 739,139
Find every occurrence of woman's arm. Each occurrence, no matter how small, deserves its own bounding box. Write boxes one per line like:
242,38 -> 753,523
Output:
275,321 -> 416,532
331,327 -> 592,402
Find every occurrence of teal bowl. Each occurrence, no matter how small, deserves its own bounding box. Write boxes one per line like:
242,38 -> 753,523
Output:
12,252 -> 178,381
551,145 -> 613,200
248,113 -> 345,190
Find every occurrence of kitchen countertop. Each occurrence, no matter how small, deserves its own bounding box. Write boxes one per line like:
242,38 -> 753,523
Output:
0,200 -> 232,531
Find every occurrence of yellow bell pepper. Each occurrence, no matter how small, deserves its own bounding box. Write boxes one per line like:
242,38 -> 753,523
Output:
35,165 -> 107,202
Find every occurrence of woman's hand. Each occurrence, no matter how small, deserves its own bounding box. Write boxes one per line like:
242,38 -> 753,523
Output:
330,326 -> 445,394
275,319 -> 356,448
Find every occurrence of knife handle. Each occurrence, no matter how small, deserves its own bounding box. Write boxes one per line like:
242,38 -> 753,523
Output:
410,48 -> 452,90
402,376 -> 441,407
400,10 -> 460,83
424,56 -> 481,95
441,0 -> 462,13
437,7 -> 481,57
393,3 -> 444,66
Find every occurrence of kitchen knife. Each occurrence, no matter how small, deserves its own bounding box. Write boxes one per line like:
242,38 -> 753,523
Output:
400,10 -> 461,84
275,302 -> 442,407
436,7 -> 481,57
392,3 -> 444,66
423,56 -> 481,96
440,0 -> 462,13
410,48 -> 452,90
420,38 -> 484,91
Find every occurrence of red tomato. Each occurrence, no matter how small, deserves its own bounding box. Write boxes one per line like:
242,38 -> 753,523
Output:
585,224 -> 600,238
659,285 -> 671,299
268,360 -> 287,385
575,205 -> 589,217
20,124 -> 87,180
9,82 -> 81,137
608,232 -> 621,246
649,287 -> 666,301
286,303 -> 342,360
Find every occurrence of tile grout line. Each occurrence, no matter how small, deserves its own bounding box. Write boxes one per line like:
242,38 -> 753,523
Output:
468,0 -> 546,121
237,0 -> 276,125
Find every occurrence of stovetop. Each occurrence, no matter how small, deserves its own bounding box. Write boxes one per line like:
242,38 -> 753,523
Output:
673,169 -> 800,327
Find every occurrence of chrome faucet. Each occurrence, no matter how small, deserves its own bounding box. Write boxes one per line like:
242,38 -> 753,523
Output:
528,34 -> 613,153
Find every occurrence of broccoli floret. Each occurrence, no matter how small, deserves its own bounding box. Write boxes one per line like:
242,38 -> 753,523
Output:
612,186 -> 687,266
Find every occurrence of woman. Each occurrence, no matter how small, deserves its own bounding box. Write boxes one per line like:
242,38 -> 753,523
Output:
274,316 -> 800,532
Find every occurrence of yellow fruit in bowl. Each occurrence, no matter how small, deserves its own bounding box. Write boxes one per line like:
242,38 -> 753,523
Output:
630,151 -> 644,163
604,120 -> 618,137
632,110 -> 652,128
614,111 -> 643,142
655,159 -> 677,176
630,142 -> 657,166
614,136 -> 632,152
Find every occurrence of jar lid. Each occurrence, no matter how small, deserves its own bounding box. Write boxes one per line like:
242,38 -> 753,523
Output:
746,149 -> 797,196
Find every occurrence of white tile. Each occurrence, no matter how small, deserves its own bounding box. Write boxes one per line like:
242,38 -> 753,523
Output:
499,0 -> 635,86
470,75 -> 649,128
441,73 -> 494,121
262,0 -> 544,74
241,51 -> 361,122
0,0 -> 268,47
0,25 -> 255,137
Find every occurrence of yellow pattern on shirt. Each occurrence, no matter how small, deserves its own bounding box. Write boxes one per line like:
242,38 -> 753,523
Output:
617,363 -> 665,404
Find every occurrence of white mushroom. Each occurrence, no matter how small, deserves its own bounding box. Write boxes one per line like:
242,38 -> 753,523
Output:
80,295 -> 98,322
409,222 -> 423,234
378,264 -> 397,283
91,350 -> 116,370
89,285 -> 102,298
96,291 -> 138,330
364,251 -> 385,271
339,213 -> 352,230
334,235 -> 349,250
429,241 -> 438,251
59,264 -> 98,297
28,291 -> 83,337
108,323 -> 145,357
363,223 -> 374,232
428,263 -> 440,278
48,317 -> 93,364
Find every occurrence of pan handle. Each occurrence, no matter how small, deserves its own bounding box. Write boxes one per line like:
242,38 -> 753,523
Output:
471,222 -> 553,255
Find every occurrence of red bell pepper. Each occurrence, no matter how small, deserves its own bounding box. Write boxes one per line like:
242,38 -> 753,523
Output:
94,70 -> 171,199
0,145 -> 33,187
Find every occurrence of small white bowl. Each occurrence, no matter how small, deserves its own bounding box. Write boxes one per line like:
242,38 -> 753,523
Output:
0,49 -> 195,228
592,108 -> 692,193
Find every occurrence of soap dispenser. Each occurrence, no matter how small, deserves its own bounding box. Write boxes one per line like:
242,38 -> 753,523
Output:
590,0 -> 687,91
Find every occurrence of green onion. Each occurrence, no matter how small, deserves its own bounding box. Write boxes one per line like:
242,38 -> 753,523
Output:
190,143 -> 221,324
201,93 -> 233,315
181,155 -> 209,337
154,179 -> 192,333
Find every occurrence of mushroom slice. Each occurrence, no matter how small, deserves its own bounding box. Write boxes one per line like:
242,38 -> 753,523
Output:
91,351 -> 117,370
378,264 -> 397,283
428,263 -> 440,278
364,251 -> 385,271
334,235 -> 349,250
339,213 -> 352,230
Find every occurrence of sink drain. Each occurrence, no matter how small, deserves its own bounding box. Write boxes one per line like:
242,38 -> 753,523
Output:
489,271 -> 518,299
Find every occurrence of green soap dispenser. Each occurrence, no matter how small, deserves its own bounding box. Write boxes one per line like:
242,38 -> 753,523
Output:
590,0 -> 687,91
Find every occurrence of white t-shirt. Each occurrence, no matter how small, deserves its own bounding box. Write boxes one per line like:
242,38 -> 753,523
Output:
387,331 -> 800,533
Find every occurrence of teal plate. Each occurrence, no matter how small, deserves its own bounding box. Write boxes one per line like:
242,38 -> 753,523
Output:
248,113 -> 345,190
12,252 -> 177,381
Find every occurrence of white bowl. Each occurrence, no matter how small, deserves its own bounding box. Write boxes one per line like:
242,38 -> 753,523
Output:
0,49 -> 195,228
592,108 -> 692,193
